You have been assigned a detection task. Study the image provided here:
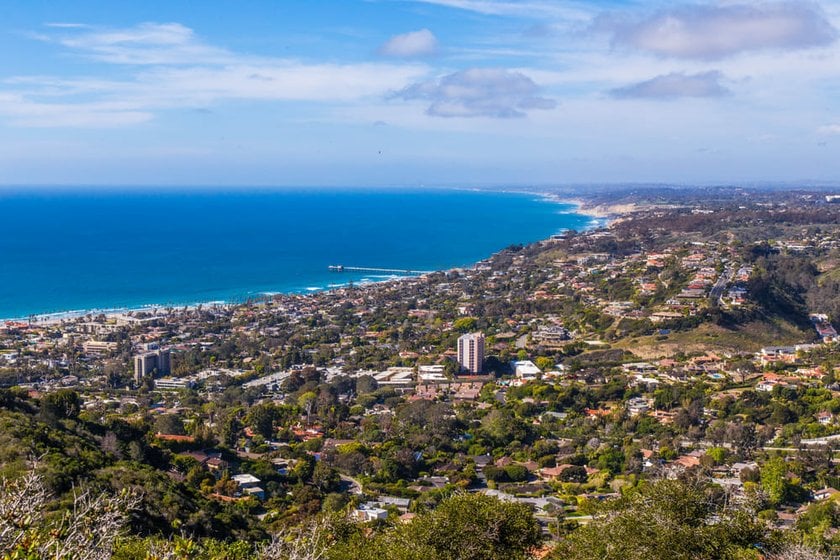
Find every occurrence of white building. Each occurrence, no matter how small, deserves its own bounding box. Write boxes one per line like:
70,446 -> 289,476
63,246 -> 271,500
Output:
355,504 -> 388,522
373,367 -> 415,387
512,360 -> 541,380
232,474 -> 265,500
154,377 -> 193,390
418,364 -> 447,382
457,332 -> 485,374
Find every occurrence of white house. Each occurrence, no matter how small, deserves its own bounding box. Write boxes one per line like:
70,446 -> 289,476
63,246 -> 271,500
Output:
512,360 -> 541,380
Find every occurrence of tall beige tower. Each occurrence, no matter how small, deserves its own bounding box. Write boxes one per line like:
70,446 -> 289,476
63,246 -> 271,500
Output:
457,332 -> 485,374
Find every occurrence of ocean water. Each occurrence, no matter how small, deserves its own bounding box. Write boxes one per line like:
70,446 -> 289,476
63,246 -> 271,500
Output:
0,188 -> 593,319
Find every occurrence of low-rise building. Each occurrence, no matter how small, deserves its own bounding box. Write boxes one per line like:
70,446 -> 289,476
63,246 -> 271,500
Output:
512,360 -> 541,380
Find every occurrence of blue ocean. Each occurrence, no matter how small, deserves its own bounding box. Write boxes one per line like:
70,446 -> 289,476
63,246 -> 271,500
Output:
0,188 -> 592,319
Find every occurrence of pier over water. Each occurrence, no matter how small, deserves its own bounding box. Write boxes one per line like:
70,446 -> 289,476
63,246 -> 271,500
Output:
328,265 -> 433,275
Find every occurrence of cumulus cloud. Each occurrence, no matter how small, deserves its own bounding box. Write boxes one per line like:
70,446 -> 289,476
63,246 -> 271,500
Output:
378,29 -> 439,57
393,68 -> 556,118
602,2 -> 838,59
611,71 -> 730,99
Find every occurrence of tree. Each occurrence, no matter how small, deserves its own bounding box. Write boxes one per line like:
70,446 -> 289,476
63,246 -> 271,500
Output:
766,545 -> 828,560
299,392 -> 318,424
248,403 -> 277,440
40,390 -> 81,422
0,466 -> 139,560
335,492 -> 541,560
706,447 -> 726,465
219,412 -> 242,448
154,413 -> 186,436
535,356 -> 554,371
731,422 -> 758,459
504,464 -> 529,483
481,409 -> 529,446
356,375 -> 378,395
312,462 -> 341,493
552,479 -> 767,560
452,317 -> 478,333
260,516 -> 336,560
796,499 -> 840,549
558,465 -> 588,483
761,456 -> 790,507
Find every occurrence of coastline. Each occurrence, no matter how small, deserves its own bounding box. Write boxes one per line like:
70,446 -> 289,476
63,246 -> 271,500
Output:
1,189 -> 619,325
482,187 -> 630,228
537,193 -> 636,225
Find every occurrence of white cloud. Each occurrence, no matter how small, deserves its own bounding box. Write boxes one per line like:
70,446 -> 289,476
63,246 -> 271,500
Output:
378,29 -> 439,57
0,93 -> 152,127
818,123 -> 840,135
0,23 -> 429,127
601,2 -> 838,59
611,71 -> 730,99
43,23 -> 91,29
408,0 -> 592,21
133,63 -> 426,102
394,67 -> 556,118
51,22 -> 236,65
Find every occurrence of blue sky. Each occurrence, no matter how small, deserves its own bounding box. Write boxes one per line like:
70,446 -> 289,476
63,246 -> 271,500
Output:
1,0 -> 840,187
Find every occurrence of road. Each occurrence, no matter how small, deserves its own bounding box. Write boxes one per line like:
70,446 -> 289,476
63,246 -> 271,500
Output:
709,266 -> 734,303
339,474 -> 363,495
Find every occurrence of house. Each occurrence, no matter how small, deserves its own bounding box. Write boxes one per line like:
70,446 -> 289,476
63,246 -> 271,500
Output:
532,326 -> 571,344
374,496 -> 411,512
538,464 -> 575,481
355,504 -> 388,522
756,379 -> 780,392
817,411 -> 834,426
243,486 -> 266,500
232,474 -> 265,500
512,360 -> 541,380
672,454 -> 701,470
729,462 -> 758,477
452,382 -> 483,401
206,456 -> 228,473
814,487 -> 840,501
757,346 -> 798,366
627,397 -> 650,416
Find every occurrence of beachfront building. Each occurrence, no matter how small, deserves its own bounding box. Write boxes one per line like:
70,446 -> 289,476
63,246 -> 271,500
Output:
134,348 -> 171,383
457,332 -> 485,374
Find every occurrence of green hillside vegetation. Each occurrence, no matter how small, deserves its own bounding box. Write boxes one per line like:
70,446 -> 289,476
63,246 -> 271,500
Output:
0,388 -> 256,541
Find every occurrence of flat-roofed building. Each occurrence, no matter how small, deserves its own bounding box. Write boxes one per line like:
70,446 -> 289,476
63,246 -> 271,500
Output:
83,340 -> 118,355
512,360 -> 541,380
373,367 -> 415,387
154,377 -> 193,390
134,348 -> 171,382
457,332 -> 484,374
418,364 -> 447,382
